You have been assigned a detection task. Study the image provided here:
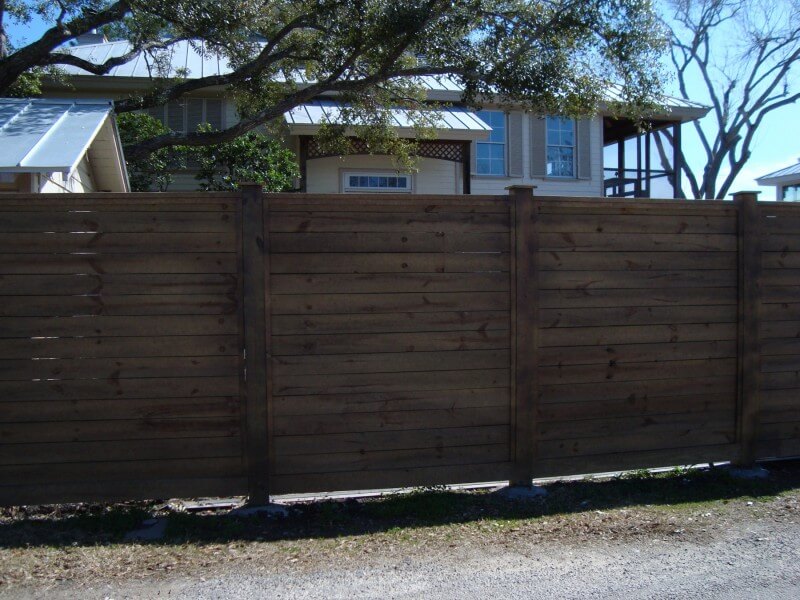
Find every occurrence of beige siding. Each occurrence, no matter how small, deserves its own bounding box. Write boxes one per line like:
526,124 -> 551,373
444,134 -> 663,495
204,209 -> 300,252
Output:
471,112 -> 604,197
306,155 -> 459,194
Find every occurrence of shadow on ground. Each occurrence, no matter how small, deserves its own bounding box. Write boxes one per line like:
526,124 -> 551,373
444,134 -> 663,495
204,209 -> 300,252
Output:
2,460 -> 799,549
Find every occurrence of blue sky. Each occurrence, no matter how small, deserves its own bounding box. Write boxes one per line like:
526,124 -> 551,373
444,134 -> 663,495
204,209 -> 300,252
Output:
5,7 -> 799,199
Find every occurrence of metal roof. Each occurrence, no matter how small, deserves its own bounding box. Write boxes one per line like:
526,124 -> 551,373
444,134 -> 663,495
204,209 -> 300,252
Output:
58,41 -> 708,115
756,160 -> 800,184
0,98 -> 116,173
284,99 -> 491,135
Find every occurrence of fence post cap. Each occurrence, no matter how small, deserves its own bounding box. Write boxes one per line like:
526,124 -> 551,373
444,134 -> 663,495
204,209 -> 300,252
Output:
505,185 -> 537,191
732,190 -> 762,199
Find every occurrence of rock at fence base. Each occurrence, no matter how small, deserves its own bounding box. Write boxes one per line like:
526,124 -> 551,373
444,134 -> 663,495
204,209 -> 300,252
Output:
727,466 -> 770,480
124,518 -> 168,541
492,485 -> 548,500
229,504 -> 289,518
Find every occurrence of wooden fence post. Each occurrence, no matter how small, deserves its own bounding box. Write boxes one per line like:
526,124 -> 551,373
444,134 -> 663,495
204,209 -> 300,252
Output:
240,183 -> 270,503
734,190 -> 762,467
508,185 -> 538,486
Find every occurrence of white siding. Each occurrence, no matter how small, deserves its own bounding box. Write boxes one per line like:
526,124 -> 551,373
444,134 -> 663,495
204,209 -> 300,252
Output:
470,112 -> 604,197
67,155 -> 96,192
306,155 -> 459,194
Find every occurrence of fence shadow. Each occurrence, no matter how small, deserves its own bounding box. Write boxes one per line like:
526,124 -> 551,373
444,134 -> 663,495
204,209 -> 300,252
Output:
2,460 -> 798,549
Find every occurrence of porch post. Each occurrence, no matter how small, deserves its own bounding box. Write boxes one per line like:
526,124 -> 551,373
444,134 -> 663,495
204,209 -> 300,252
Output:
673,123 -> 683,198
463,141 -> 471,194
298,136 -> 309,193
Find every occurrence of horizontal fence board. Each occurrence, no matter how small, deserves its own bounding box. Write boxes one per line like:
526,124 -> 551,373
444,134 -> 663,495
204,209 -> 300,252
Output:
274,405 -> 510,436
762,252 -> 800,269
761,320 -> 800,339
0,273 -> 237,296
272,330 -> 510,355
272,292 -> 509,315
270,463 -> 512,495
0,416 -> 241,444
540,305 -> 737,328
539,287 -> 736,309
534,444 -> 736,478
537,213 -> 736,234
0,476 -> 248,506
539,323 -> 737,347
0,294 -> 237,317
270,211 -> 510,233
0,232 -> 235,253
0,315 -> 239,338
0,335 -> 238,360
540,270 -> 736,290
756,438 -> 800,460
272,311 -> 509,336
272,252 -> 509,274
0,253 -> 237,275
538,425 -> 735,459
274,425 -> 509,456
0,435 -> 242,466
268,195 -> 509,213
271,272 -> 510,295
0,456 -> 243,484
273,349 -> 510,377
0,376 -> 239,402
540,251 -> 736,271
538,358 -> 736,385
537,233 -> 736,252
761,371 -> 800,391
0,355 -> 238,382
537,393 -> 733,422
537,410 -> 735,442
273,368 -> 509,396
273,388 -> 510,417
1,396 -> 240,423
541,340 -> 737,367
0,211 -> 235,233
271,231 -> 508,253
539,376 -> 735,404
274,443 -> 509,475
759,421 -> 800,441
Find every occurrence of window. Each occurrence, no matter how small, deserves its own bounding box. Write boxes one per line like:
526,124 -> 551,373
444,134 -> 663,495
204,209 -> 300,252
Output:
146,98 -> 225,133
476,110 -> 506,175
783,184 -> 800,201
343,172 -> 412,193
546,116 -> 575,177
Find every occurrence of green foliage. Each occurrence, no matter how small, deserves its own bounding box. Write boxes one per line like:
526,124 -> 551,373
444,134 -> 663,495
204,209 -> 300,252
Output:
2,1 -> 669,162
192,127 -> 299,192
116,112 -> 186,191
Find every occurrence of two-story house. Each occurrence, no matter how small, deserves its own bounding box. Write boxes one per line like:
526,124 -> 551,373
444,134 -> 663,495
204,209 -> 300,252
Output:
48,38 -> 709,198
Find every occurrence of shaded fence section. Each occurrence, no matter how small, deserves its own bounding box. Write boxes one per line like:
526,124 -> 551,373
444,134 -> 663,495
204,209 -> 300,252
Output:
1,188 -> 800,505
0,194 -> 247,505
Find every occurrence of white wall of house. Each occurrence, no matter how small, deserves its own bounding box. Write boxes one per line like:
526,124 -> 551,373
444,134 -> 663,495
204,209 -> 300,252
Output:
306,155 -> 461,194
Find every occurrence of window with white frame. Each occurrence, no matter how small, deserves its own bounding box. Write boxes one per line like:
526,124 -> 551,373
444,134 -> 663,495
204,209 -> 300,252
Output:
546,116 -> 575,177
475,110 -> 506,175
342,172 -> 412,193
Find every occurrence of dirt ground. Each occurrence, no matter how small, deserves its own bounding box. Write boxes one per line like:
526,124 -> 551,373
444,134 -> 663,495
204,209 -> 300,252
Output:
2,462 -> 799,599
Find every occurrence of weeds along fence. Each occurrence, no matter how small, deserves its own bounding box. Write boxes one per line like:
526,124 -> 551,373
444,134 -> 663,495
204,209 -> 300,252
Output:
0,186 -> 796,505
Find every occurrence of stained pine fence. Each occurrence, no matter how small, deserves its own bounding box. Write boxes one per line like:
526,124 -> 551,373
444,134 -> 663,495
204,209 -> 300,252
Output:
0,187 -> 797,505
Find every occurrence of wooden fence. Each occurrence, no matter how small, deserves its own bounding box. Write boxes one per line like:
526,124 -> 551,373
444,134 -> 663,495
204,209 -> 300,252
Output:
0,187 -> 797,505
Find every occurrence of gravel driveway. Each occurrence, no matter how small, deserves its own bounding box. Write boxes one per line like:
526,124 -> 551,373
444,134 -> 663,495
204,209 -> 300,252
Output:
6,493 -> 799,600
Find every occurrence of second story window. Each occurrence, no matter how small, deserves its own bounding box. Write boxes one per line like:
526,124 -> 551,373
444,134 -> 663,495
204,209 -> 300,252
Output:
476,110 -> 506,176
546,116 -> 575,177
